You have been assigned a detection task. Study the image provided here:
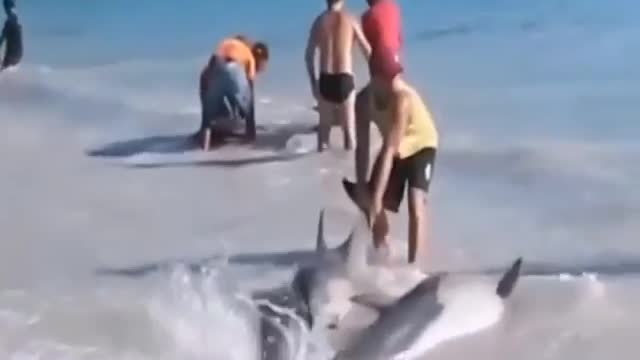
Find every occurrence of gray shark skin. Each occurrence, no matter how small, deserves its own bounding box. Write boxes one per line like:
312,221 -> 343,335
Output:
289,210 -> 367,329
249,210 -> 362,360
332,257 -> 523,360
251,210 -> 526,360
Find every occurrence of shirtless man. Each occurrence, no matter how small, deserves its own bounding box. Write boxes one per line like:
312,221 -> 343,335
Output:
305,0 -> 371,152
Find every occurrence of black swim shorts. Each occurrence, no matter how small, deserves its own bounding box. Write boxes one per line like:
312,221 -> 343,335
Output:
370,147 -> 437,212
318,72 -> 355,104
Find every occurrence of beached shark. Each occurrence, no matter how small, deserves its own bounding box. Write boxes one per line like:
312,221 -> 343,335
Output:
331,257 -> 523,360
289,210 -> 523,359
250,209 -> 522,360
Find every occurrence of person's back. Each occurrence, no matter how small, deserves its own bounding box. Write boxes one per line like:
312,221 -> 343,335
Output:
316,9 -> 355,74
362,0 -> 402,57
216,37 -> 257,81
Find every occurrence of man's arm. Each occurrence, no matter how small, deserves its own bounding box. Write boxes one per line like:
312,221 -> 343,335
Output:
304,16 -> 320,99
370,92 -> 409,204
246,57 -> 256,83
352,17 -> 371,60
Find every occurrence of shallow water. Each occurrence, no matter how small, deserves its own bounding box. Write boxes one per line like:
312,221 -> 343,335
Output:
1,0 -> 640,358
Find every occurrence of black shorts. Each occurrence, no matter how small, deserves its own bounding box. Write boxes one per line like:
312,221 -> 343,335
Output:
343,147 -> 437,213
318,73 -> 355,104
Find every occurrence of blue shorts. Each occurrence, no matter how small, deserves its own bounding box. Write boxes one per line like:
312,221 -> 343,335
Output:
202,58 -> 252,132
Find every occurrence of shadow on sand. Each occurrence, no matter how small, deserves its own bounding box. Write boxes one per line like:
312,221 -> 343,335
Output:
474,257 -> 640,278
95,248 -> 640,280
86,123 -> 317,169
125,151 -> 309,169
95,249 -> 317,278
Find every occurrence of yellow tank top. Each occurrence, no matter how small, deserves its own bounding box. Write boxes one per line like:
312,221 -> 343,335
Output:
370,86 -> 438,159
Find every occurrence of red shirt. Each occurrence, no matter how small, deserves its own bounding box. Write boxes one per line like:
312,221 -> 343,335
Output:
362,0 -> 403,56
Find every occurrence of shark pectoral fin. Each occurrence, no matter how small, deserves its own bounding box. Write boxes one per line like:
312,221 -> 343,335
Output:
496,257 -> 523,298
350,293 -> 397,311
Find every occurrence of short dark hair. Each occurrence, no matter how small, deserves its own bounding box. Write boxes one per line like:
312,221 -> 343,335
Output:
252,42 -> 269,63
326,0 -> 341,7
233,34 -> 250,44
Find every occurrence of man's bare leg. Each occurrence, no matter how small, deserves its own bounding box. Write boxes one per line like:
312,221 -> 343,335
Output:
202,128 -> 211,151
336,91 -> 356,151
407,187 -> 428,264
317,98 -> 333,152
372,209 -> 390,249
354,84 -> 371,181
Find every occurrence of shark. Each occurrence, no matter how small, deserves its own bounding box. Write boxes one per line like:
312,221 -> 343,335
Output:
250,210 -> 523,360
331,256 -> 522,360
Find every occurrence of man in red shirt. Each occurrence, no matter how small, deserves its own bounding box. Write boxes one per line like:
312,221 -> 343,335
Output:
356,0 -> 404,123
361,0 -> 403,59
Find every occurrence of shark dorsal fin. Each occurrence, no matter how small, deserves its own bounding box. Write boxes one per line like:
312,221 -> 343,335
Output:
336,229 -> 354,260
315,210 -> 328,256
496,257 -> 523,298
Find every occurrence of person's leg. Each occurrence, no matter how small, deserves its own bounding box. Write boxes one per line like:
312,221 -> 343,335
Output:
195,57 -> 216,142
405,148 -> 437,265
317,74 -> 335,152
201,109 -> 231,150
220,60 -> 254,140
354,83 -> 373,142
407,187 -> 428,264
201,90 -> 234,150
202,127 -> 212,151
200,96 -> 214,150
194,92 -> 207,144
335,74 -> 356,151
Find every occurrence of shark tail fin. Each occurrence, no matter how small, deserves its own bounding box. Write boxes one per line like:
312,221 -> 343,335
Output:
315,210 -> 328,255
496,257 -> 523,299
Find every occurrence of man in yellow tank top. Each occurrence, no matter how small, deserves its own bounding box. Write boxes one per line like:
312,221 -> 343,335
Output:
343,46 -> 439,265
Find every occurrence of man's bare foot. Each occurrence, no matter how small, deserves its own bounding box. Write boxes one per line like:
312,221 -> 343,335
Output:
317,143 -> 329,152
